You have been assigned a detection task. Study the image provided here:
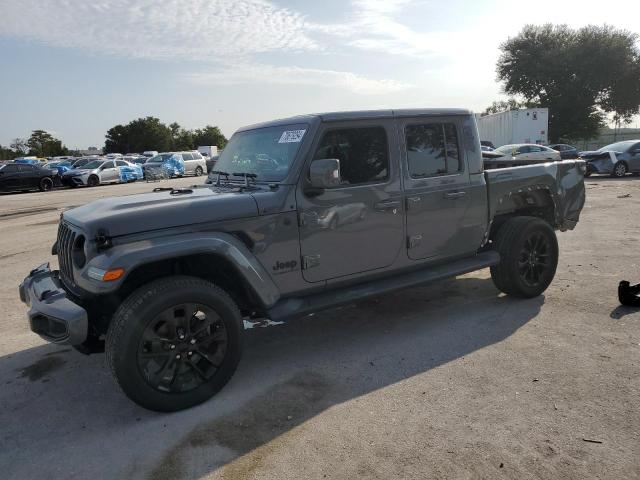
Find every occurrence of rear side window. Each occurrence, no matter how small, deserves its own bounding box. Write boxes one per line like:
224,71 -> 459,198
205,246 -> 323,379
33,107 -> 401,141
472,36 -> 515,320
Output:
103,161 -> 115,168
182,153 -> 194,161
313,126 -> 389,186
2,164 -> 18,172
405,123 -> 461,177
17,164 -> 34,172
116,160 -> 127,167
192,152 -> 203,159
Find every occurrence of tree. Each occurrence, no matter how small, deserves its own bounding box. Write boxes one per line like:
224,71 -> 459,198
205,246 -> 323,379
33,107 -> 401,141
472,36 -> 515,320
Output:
192,126 -> 228,150
0,144 -> 19,160
10,138 -> 28,154
496,24 -> 640,142
169,122 -> 195,151
26,130 -> 69,157
482,99 -> 525,116
104,117 -> 173,153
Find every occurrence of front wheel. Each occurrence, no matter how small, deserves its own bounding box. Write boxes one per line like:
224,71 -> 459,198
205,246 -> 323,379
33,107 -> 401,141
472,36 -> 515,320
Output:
612,162 -> 627,178
39,177 -> 53,192
87,175 -> 99,187
106,276 -> 243,412
490,216 -> 559,298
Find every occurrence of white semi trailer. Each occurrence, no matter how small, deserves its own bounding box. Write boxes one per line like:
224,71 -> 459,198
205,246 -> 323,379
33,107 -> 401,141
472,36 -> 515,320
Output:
477,108 -> 549,148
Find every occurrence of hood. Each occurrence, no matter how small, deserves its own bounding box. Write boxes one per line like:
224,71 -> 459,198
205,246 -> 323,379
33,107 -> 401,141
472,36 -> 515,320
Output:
63,186 -> 259,237
580,150 -> 619,160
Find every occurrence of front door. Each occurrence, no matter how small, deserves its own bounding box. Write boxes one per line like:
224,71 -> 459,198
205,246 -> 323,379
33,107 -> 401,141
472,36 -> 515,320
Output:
399,118 -> 479,260
297,122 -> 404,283
101,161 -> 119,182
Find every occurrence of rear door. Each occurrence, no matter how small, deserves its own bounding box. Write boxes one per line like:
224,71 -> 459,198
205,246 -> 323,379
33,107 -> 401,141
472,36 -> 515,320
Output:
0,164 -> 22,190
181,153 -> 194,173
297,121 -> 404,282
400,118 -> 478,260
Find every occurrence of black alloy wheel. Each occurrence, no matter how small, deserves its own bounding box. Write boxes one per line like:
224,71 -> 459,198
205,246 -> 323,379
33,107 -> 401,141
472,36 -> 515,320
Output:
137,303 -> 228,393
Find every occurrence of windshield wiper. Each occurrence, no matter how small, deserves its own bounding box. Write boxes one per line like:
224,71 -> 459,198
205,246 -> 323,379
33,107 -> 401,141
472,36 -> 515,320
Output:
210,170 -> 230,186
232,172 -> 258,188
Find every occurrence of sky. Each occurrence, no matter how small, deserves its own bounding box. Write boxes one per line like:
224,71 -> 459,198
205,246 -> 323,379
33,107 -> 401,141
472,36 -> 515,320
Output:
0,0 -> 639,149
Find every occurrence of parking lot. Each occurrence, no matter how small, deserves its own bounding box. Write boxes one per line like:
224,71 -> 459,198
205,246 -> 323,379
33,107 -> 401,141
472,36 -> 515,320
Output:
0,177 -> 639,479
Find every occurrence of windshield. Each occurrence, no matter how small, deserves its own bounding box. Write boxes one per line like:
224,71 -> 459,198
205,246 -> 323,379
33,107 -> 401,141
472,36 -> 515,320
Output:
597,141 -> 635,153
213,124 -> 308,182
148,154 -> 175,163
80,160 -> 104,169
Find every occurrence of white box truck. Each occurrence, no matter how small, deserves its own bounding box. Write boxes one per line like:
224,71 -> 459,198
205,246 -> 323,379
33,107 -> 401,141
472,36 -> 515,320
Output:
197,146 -> 218,158
477,108 -> 549,148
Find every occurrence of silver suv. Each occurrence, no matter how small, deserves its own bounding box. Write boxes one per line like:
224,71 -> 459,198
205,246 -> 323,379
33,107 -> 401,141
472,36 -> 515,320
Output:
178,151 -> 207,176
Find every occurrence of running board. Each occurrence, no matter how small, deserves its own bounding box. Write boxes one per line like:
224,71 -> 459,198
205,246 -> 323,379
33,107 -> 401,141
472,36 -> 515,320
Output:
268,250 -> 500,322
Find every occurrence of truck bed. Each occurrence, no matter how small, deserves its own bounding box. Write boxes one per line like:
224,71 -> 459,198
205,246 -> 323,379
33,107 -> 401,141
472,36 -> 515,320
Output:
484,160 -> 586,231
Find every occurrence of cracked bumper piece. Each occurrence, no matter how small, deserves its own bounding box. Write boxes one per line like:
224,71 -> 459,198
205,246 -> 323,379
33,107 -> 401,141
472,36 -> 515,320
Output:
19,263 -> 88,345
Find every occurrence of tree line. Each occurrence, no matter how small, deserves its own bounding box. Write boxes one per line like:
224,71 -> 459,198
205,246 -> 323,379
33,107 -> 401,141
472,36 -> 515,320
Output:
484,24 -> 640,143
104,117 -> 228,154
1,117 -> 228,160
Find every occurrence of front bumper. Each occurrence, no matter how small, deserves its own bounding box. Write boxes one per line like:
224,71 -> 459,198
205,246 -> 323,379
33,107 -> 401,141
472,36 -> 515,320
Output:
19,263 -> 88,345
61,175 -> 88,186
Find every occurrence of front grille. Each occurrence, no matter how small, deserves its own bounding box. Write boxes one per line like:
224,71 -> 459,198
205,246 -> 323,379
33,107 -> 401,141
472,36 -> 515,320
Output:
57,220 -> 77,285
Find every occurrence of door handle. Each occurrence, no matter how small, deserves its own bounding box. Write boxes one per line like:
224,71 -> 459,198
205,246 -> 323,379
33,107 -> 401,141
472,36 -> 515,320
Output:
443,191 -> 466,200
374,200 -> 401,211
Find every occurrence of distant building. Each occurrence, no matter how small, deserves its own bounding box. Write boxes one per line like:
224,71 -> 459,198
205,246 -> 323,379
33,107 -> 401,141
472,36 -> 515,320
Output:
78,147 -> 103,156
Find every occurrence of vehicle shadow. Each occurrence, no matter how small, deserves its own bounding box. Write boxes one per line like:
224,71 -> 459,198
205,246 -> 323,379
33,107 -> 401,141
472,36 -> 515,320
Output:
0,276 -> 543,479
609,305 -> 640,320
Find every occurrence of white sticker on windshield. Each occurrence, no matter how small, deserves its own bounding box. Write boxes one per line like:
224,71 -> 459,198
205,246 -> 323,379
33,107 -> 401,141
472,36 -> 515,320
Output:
278,129 -> 306,144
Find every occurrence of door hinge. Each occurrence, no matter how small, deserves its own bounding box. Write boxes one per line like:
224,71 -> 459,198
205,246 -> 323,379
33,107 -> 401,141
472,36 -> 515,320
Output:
407,235 -> 422,249
302,255 -> 321,270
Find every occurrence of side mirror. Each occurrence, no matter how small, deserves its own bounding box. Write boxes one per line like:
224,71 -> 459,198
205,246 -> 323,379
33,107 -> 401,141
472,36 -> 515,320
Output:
309,159 -> 341,191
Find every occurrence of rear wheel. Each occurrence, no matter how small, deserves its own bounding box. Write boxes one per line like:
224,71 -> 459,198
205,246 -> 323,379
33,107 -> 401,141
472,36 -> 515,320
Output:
106,276 -> 243,412
39,177 -> 53,192
612,162 -> 627,178
490,216 -> 559,298
194,166 -> 203,177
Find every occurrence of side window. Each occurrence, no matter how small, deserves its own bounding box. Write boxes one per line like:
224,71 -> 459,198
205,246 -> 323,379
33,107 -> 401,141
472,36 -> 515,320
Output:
115,160 -> 127,167
17,164 -> 34,172
182,153 -> 194,161
405,122 -> 461,177
103,161 -> 115,169
3,164 -> 18,173
518,146 -> 531,154
530,146 -> 542,152
312,126 -> 389,186
192,152 -> 203,160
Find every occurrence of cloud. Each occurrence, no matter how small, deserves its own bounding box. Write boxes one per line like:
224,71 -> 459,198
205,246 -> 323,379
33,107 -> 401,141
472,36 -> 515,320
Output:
184,64 -> 412,95
312,0 -> 437,57
0,0 -> 318,60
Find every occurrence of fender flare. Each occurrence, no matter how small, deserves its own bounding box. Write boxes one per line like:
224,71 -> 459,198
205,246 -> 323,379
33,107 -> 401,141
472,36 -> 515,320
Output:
76,232 -> 280,308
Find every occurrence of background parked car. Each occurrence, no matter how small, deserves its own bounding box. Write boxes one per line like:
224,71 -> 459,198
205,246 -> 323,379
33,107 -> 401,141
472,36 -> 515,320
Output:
178,151 -> 207,176
142,153 -> 185,179
494,143 -> 561,162
580,140 -> 640,177
550,144 -> 579,159
480,140 -> 496,150
116,159 -> 144,182
61,159 -> 122,187
481,145 -> 494,152
206,154 -> 219,173
0,163 -> 55,192
13,157 -> 41,165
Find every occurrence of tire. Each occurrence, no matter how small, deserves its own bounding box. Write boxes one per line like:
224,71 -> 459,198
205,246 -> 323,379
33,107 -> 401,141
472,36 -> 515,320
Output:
194,166 -> 203,177
490,216 -> 559,298
584,171 -> 592,177
612,162 -> 627,178
87,175 -> 99,187
106,276 -> 243,412
39,177 -> 53,192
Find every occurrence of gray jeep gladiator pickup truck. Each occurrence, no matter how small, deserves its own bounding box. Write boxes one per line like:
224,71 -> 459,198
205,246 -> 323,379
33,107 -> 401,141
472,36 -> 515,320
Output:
19,109 -> 585,411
